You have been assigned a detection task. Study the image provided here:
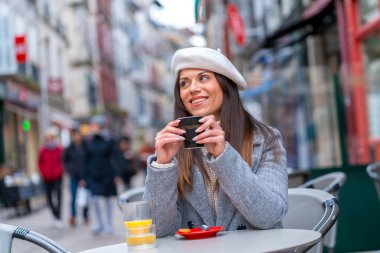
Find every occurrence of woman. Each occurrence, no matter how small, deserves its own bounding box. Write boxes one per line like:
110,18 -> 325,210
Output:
143,47 -> 288,237
38,128 -> 64,229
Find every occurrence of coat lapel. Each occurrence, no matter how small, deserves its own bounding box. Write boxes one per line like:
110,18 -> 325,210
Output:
184,167 -> 214,226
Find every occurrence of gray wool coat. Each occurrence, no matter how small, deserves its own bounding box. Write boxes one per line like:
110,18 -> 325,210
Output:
143,128 -> 288,238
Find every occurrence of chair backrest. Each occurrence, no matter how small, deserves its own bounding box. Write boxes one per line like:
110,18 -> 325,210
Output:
0,223 -> 70,253
298,172 -> 346,197
367,163 -> 380,201
297,172 -> 346,252
117,187 -> 145,205
283,188 -> 339,252
288,168 -> 310,188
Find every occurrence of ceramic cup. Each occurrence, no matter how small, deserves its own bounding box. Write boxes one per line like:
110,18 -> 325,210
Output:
178,116 -> 204,149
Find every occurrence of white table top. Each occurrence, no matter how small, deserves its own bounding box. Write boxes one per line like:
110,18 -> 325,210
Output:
80,229 -> 321,253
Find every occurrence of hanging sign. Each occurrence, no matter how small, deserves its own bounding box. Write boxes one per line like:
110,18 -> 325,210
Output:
48,78 -> 63,95
227,3 -> 246,46
14,35 -> 27,63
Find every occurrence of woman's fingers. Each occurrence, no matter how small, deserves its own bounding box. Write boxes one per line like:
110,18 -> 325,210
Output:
196,115 -> 220,133
156,137 -> 184,147
156,121 -> 184,137
155,120 -> 185,150
193,128 -> 224,142
156,132 -> 185,141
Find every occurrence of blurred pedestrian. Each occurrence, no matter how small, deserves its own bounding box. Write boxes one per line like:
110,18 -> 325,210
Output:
118,136 -> 137,189
83,115 -> 121,235
138,140 -> 155,174
63,128 -> 89,227
38,127 -> 64,229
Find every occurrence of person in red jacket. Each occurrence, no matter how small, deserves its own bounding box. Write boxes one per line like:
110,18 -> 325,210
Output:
38,127 -> 64,229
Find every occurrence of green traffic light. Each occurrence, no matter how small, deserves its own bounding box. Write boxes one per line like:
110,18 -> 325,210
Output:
22,119 -> 31,132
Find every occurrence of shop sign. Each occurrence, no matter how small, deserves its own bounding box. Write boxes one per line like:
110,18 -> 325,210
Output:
47,77 -> 63,95
6,81 -> 39,110
19,86 -> 28,103
14,35 -> 27,64
227,3 -> 246,46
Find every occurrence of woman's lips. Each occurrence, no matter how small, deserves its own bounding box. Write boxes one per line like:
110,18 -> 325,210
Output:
190,97 -> 207,105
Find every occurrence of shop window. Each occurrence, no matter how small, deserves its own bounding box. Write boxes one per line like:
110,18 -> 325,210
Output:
257,40 -> 341,170
359,0 -> 379,24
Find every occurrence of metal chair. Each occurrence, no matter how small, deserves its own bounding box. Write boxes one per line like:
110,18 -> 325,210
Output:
367,162 -> 380,201
117,186 -> 145,206
297,172 -> 346,253
0,223 -> 70,253
283,188 -> 339,253
298,172 -> 346,197
287,168 -> 311,188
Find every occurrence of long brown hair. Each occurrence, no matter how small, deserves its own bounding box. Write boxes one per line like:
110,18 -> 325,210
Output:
174,72 -> 278,195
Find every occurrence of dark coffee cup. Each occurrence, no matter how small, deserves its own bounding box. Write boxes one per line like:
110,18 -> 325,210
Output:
178,116 -> 204,149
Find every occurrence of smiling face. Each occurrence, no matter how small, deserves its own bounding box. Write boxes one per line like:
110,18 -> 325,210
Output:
178,69 -> 223,120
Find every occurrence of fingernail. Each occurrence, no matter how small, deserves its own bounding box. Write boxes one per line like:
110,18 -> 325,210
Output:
178,136 -> 185,140
199,117 -> 205,123
192,136 -> 198,141
195,128 -> 200,133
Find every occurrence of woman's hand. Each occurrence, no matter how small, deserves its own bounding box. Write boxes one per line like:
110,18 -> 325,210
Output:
155,120 -> 186,164
193,115 -> 226,158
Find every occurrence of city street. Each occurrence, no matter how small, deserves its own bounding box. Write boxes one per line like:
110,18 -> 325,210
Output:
2,173 -> 145,253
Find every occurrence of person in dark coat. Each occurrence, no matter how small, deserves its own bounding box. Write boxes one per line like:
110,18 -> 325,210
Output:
63,128 -> 88,227
83,115 -> 121,235
118,136 -> 137,189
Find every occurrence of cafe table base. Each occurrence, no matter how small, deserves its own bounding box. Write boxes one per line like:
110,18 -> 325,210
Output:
79,229 -> 321,253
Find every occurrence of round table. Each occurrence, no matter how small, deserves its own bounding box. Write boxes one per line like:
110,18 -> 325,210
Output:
79,229 -> 321,253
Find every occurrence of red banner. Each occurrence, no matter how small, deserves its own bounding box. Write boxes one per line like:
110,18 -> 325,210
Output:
227,3 -> 246,46
14,35 -> 27,63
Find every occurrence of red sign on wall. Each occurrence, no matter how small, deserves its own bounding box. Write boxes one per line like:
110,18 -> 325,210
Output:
227,3 -> 246,46
48,78 -> 63,95
14,35 -> 27,63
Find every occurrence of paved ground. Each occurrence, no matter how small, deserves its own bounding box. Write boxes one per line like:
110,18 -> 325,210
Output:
2,172 -> 146,253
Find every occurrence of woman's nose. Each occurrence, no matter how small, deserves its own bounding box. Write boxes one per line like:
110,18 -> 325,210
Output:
189,80 -> 201,92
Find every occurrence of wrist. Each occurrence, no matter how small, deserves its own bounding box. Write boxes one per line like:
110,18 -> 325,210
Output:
151,160 -> 175,169
156,157 -> 170,164
212,142 -> 227,158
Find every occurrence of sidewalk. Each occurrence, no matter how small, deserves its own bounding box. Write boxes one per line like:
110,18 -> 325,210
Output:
2,171 -> 146,253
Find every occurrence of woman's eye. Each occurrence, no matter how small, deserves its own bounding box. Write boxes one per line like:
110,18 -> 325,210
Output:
179,81 -> 190,88
200,75 -> 210,81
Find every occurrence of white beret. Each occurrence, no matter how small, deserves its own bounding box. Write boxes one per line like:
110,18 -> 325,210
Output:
171,47 -> 247,90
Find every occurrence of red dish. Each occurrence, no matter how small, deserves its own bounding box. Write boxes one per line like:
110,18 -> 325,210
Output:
176,226 -> 224,240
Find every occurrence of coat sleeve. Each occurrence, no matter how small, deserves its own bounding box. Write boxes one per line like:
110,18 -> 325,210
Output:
208,128 -> 288,229
109,140 -> 120,178
142,155 -> 182,237
62,147 -> 70,173
37,149 -> 45,175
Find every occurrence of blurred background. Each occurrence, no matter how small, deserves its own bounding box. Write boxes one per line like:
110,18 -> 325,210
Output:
0,0 -> 379,252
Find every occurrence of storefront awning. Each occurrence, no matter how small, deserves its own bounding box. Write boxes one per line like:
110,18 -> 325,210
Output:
50,108 -> 78,129
261,0 -> 334,48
